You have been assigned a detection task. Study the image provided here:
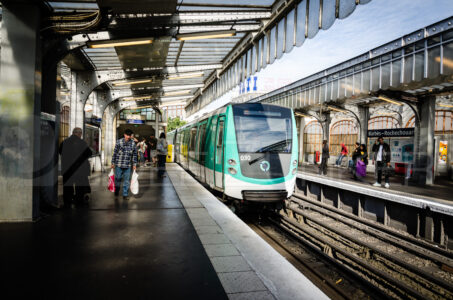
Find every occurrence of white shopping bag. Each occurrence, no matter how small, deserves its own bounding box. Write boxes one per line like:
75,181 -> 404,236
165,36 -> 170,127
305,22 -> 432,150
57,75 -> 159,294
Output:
130,170 -> 139,195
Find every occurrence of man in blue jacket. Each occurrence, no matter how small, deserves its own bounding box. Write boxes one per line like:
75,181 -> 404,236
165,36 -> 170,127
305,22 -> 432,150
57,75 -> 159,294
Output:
111,129 -> 137,200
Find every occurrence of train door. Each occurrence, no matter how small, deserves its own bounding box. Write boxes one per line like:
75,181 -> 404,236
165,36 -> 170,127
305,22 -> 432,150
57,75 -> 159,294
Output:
214,116 -> 225,190
188,126 -> 198,173
197,122 -> 207,182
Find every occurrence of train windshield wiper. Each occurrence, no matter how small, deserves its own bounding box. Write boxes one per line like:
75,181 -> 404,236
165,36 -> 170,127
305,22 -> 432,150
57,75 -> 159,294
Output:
249,150 -> 278,165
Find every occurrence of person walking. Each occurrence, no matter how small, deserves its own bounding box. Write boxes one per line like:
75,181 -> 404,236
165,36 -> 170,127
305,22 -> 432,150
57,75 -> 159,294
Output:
59,127 -> 92,208
137,138 -> 147,166
318,140 -> 329,176
373,136 -> 391,188
335,143 -> 348,167
149,134 -> 158,167
111,129 -> 137,200
157,132 -> 168,178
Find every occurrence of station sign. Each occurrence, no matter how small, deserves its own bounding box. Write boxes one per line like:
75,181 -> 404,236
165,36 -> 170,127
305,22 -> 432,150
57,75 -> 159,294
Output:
368,128 -> 414,138
127,119 -> 145,124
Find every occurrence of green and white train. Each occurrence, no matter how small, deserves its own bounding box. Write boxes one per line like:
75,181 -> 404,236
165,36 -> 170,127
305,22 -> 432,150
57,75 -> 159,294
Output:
167,103 -> 298,203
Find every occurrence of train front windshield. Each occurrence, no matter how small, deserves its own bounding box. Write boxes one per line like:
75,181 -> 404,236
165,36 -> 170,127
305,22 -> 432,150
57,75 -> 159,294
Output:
233,104 -> 292,153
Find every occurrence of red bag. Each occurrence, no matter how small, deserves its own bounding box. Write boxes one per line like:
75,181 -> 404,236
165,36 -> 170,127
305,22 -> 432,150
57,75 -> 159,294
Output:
108,169 -> 115,192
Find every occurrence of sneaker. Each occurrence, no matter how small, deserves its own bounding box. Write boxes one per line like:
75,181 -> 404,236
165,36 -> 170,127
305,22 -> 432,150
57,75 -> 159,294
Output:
373,182 -> 381,187
385,183 -> 390,189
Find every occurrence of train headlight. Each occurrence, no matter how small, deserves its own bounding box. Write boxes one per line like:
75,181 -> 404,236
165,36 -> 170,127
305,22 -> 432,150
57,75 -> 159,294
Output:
228,167 -> 237,175
292,168 -> 297,175
228,159 -> 237,166
292,160 -> 298,167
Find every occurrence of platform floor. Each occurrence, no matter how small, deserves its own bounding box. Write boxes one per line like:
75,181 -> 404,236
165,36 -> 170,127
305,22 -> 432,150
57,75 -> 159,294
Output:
299,164 -> 453,202
0,168 -> 227,299
1,164 -> 327,300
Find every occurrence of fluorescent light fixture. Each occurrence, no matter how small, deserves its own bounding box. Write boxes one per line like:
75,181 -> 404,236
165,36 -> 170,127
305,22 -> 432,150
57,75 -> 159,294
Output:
163,90 -> 191,97
87,37 -> 153,49
439,103 -> 453,108
327,105 -> 348,113
176,30 -> 236,41
378,95 -> 403,106
122,96 -> 155,101
295,112 -> 310,118
113,79 -> 153,86
160,95 -> 193,102
167,72 -> 204,80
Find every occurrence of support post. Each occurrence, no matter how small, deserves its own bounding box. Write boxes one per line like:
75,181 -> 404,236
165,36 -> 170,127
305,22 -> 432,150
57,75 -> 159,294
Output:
358,106 -> 369,145
0,3 -> 42,221
414,95 -> 436,185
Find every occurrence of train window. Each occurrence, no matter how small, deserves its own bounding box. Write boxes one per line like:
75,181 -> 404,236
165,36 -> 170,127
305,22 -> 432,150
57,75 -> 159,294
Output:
189,127 -> 197,154
217,121 -> 224,147
198,123 -> 207,164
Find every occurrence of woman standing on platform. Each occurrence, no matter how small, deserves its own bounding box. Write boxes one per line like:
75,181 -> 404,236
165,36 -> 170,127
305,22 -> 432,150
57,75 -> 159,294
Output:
157,132 -> 168,178
355,144 -> 368,183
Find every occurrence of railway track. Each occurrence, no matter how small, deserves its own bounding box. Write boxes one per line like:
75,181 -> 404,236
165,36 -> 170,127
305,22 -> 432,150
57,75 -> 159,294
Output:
266,193 -> 453,299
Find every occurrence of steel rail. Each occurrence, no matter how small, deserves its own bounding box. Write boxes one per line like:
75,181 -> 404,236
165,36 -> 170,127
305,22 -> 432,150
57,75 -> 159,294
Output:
292,193 -> 453,263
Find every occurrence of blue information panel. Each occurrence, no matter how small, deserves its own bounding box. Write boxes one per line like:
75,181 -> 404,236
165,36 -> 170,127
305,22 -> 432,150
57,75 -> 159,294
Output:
126,119 -> 145,124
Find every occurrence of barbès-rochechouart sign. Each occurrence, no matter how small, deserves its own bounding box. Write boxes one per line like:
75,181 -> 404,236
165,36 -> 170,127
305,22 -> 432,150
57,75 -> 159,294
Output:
367,128 -> 415,138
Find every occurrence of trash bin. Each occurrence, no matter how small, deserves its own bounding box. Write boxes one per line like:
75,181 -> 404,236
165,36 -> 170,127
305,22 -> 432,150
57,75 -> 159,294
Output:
167,144 -> 173,162
315,151 -> 320,163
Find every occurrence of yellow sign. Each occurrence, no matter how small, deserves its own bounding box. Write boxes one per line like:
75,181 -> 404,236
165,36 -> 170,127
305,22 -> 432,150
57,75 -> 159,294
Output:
439,141 -> 448,164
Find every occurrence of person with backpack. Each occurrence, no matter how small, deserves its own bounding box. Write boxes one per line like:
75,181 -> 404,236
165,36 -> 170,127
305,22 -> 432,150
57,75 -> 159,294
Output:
156,132 -> 168,178
355,144 -> 368,182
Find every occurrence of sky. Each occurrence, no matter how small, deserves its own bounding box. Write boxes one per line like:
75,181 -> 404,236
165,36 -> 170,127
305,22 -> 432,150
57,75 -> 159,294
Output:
187,0 -> 453,121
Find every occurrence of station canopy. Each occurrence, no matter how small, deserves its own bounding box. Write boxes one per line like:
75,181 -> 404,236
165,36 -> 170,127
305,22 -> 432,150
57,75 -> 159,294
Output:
2,0 -> 372,111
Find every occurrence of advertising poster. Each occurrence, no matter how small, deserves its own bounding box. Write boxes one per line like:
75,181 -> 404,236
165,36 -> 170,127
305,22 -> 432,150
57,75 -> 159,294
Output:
439,141 -> 448,164
391,139 -> 414,164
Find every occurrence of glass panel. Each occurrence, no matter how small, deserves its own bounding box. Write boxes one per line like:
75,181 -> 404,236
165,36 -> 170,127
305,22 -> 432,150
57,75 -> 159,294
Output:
263,33 -> 269,68
345,75 -> 353,98
286,9 -> 295,53
339,0 -> 356,19
427,46 -> 441,78
339,77 -> 346,98
277,18 -> 285,58
414,52 -> 424,81
443,42 -> 453,75
326,81 -> 332,101
269,26 -> 277,64
371,67 -> 380,91
362,69 -> 370,93
381,63 -> 391,89
353,72 -> 361,95
319,84 -> 326,103
403,55 -> 413,83
321,0 -> 336,29
295,1 -> 306,47
307,0 -> 320,38
332,79 -> 339,100
391,59 -> 402,87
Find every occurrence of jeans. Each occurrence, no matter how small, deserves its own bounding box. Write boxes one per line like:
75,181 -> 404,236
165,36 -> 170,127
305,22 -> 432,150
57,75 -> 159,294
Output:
375,161 -> 389,184
157,154 -> 166,177
115,167 -> 131,196
319,158 -> 328,175
336,154 -> 345,166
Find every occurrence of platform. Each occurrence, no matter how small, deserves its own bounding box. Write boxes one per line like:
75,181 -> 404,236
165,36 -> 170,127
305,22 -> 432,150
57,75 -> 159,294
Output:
0,164 -> 327,300
299,164 -> 453,205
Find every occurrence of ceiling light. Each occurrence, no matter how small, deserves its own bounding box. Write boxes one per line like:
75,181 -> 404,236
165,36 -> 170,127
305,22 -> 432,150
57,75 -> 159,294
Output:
163,90 -> 191,97
113,79 -> 153,86
160,95 -> 193,102
87,37 -> 153,49
327,105 -> 348,113
122,96 -> 155,101
439,103 -> 453,108
378,95 -> 403,106
295,112 -> 310,118
167,72 -> 204,80
176,30 -> 236,41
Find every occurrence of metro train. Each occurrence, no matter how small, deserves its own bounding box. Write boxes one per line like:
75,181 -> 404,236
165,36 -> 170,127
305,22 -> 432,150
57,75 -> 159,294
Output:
167,103 -> 298,205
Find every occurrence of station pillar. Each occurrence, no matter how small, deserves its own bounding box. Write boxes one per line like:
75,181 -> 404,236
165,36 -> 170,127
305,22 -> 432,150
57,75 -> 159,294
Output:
358,106 -> 369,145
414,96 -> 436,185
0,3 -> 42,221
321,112 -> 331,143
